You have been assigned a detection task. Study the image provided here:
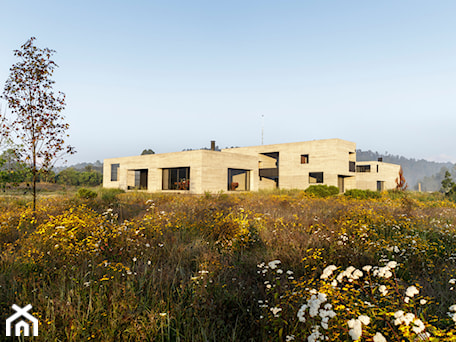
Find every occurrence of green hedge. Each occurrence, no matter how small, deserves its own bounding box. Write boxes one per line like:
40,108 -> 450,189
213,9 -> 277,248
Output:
304,185 -> 339,197
77,188 -> 98,199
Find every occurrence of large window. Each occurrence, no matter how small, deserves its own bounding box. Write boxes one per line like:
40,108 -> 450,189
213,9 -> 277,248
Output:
162,167 -> 190,190
111,163 -> 120,181
228,168 -> 250,191
309,172 -> 324,184
356,165 -> 371,173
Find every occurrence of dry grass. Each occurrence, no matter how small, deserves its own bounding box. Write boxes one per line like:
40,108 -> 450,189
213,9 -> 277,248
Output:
0,190 -> 455,341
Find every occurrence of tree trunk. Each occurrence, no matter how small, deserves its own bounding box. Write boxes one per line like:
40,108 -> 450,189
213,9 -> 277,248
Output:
32,142 -> 36,223
33,167 -> 36,213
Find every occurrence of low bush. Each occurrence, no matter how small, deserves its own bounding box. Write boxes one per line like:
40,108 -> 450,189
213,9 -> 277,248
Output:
446,184 -> 456,202
344,188 -> 382,200
305,184 -> 339,197
97,187 -> 125,203
386,189 -> 408,200
77,187 -> 97,199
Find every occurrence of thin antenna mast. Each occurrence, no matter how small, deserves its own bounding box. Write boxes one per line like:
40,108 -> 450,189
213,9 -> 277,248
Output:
261,114 -> 264,145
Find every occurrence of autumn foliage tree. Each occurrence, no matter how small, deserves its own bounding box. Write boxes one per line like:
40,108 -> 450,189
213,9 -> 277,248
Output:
395,166 -> 408,191
2,37 -> 75,212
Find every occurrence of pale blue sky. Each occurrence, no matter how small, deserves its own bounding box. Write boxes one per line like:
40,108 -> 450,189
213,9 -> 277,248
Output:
1,1 -> 455,164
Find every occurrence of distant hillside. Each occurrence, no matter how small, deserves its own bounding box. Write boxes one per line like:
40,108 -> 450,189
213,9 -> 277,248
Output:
357,150 -> 456,191
53,160 -> 103,174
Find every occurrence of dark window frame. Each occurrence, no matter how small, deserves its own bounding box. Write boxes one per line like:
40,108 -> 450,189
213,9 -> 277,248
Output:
111,163 -> 120,181
356,165 -> 371,173
162,167 -> 190,190
309,172 -> 324,184
134,169 -> 148,190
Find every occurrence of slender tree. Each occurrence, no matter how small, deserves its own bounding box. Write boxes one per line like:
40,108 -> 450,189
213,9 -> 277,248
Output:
395,166 -> 408,191
2,37 -> 75,212
441,171 -> 455,195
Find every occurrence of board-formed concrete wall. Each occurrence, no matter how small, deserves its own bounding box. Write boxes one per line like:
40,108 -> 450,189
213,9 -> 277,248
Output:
103,150 -> 258,194
103,139 -> 401,194
222,139 -> 357,191
355,161 -> 401,191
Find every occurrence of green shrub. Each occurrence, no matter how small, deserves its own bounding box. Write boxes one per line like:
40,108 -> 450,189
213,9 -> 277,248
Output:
77,188 -> 97,199
98,187 -> 125,203
344,189 -> 381,200
386,189 -> 408,200
446,184 -> 456,202
304,184 -> 339,197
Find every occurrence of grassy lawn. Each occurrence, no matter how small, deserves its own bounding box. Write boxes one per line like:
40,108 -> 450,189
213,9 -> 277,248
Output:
0,189 -> 455,341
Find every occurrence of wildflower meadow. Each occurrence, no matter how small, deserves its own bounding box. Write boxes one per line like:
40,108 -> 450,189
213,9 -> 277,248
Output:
1,189 -> 456,341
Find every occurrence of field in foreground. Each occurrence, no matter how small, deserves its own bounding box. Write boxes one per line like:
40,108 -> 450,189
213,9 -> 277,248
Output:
1,190 -> 456,341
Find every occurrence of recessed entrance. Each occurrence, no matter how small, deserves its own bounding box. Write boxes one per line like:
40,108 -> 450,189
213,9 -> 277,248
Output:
135,170 -> 148,190
259,152 -> 279,188
128,169 -> 148,190
228,168 -> 250,191
338,176 -> 345,193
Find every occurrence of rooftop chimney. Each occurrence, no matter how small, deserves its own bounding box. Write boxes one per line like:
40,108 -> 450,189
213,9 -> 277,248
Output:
211,140 -> 215,151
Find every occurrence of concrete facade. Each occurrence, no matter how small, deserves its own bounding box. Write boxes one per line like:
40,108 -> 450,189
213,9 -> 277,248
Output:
355,161 -> 401,191
103,150 -> 258,194
103,139 -> 401,194
221,139 -> 358,192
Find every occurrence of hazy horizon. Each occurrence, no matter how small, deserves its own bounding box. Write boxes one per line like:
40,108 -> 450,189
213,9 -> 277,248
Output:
1,1 -> 455,164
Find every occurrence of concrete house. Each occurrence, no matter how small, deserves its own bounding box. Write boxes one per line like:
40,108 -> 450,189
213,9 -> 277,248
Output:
103,139 -> 401,194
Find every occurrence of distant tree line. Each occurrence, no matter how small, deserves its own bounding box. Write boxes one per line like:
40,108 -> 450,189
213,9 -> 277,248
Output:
357,150 -> 456,191
55,166 -> 102,186
0,148 -> 102,190
53,160 -> 103,174
0,149 -> 30,191
418,166 -> 456,192
0,148 -> 57,191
